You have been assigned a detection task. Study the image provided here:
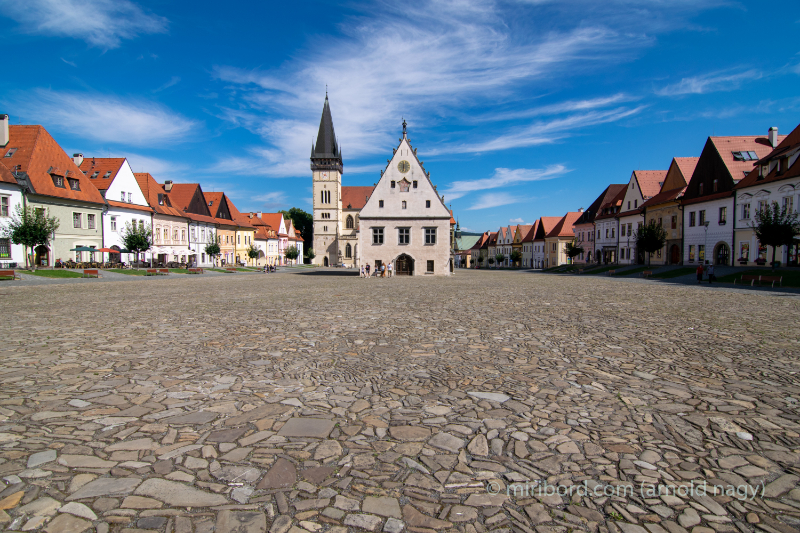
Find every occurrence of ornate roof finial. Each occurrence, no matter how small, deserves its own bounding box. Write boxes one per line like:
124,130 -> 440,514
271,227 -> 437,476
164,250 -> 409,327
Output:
325,84 -> 328,98
402,117 -> 407,137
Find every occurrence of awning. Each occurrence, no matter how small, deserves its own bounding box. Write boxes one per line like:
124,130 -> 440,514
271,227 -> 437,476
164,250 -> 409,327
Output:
70,246 -> 96,252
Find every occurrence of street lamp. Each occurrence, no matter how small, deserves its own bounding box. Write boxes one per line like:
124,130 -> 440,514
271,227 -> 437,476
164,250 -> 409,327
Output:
703,221 -> 710,264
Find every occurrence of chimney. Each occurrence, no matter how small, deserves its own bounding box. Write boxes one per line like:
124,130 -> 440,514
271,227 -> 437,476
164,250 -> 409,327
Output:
73,153 -> 84,167
164,180 -> 173,192
257,211 -> 262,218
0,114 -> 8,147
768,127 -> 778,148
578,207 -> 584,213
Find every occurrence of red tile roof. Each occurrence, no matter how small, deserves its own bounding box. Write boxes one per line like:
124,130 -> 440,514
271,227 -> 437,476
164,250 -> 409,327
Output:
594,186 -> 628,220
134,173 -> 186,218
470,232 -> 489,250
681,190 -> 732,206
226,198 -> 255,228
634,170 -> 668,199
1,125 -> 105,204
546,212 -> 583,238
640,186 -> 686,209
522,221 -> 538,242
79,157 -> 125,191
575,184 -> 626,225
342,186 -> 374,209
674,157 -> 700,182
260,213 -> 285,233
710,135 -> 785,182
534,216 -> 561,240
736,124 -> 800,189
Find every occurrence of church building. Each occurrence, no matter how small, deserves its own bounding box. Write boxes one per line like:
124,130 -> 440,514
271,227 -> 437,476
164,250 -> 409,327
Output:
311,96 -> 453,275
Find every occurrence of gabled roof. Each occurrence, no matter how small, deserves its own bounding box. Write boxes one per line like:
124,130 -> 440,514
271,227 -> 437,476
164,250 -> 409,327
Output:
634,170 -> 668,199
106,199 -> 153,213
311,95 -> 340,161
574,184 -> 626,225
470,232 -> 489,250
514,224 -> 533,242
533,216 -> 561,240
226,198 -> 255,229
709,135 -> 784,181
486,232 -> 498,246
1,125 -> 105,204
546,212 -> 583,239
674,157 -> 700,183
522,221 -> 539,242
260,213 -> 285,234
79,157 -> 125,191
736,123 -> 800,190
594,185 -> 628,220
342,186 -> 374,209
639,186 -> 686,209
134,173 -> 186,218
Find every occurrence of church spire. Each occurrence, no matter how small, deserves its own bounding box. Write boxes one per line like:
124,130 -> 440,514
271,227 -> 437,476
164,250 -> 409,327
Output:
311,93 -> 343,172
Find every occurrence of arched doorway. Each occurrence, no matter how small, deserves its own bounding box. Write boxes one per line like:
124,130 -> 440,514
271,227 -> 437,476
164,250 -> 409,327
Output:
35,245 -> 49,266
396,254 -> 414,275
670,244 -> 680,264
323,256 -> 329,267
110,245 -> 121,263
715,243 -> 730,265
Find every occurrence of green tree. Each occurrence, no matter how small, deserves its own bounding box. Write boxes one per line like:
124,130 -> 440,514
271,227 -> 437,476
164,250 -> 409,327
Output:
487,257 -> 494,265
0,204 -> 60,270
285,245 -> 299,263
304,247 -> 315,262
280,208 -> 313,244
634,220 -> 667,265
565,239 -> 584,262
495,253 -> 505,267
476,255 -> 483,267
751,201 -> 800,270
120,221 -> 152,269
205,236 -> 221,266
246,243 -> 260,265
510,249 -> 522,267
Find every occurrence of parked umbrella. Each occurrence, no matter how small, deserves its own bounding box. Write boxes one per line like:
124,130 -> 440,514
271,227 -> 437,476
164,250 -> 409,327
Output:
69,246 -> 96,252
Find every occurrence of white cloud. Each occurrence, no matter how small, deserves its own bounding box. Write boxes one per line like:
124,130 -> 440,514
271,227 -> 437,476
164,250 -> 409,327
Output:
15,89 -> 199,146
123,153 -> 188,176
509,217 -> 527,224
443,165 -> 569,200
210,0 -> 651,177
0,0 -> 168,49
468,192 -> 523,210
252,191 -> 288,210
154,76 -> 181,93
656,69 -> 762,96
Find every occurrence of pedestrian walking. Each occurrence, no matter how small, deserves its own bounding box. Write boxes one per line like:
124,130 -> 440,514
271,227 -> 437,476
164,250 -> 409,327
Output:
696,263 -> 704,284
707,264 -> 715,284
360,265 -> 365,278
365,263 -> 370,278
388,262 -> 393,277
381,263 -> 386,278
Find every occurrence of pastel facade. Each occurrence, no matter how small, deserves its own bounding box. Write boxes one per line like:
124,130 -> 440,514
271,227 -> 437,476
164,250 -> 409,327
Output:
0,162 -> 24,264
572,184 -> 626,264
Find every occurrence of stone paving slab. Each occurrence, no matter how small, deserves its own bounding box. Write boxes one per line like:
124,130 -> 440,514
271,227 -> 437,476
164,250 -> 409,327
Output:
1,270 -> 799,533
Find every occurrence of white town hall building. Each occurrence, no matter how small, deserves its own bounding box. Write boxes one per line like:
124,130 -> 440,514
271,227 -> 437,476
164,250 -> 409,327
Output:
311,96 -> 453,275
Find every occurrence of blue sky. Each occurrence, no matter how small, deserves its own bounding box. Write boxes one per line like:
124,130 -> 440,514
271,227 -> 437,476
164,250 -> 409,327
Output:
1,0 -> 798,232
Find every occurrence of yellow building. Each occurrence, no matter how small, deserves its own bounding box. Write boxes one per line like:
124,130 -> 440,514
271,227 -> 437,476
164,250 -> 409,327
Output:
641,157 -> 699,265
544,212 -> 582,268
205,192 -> 237,266
229,201 -> 256,266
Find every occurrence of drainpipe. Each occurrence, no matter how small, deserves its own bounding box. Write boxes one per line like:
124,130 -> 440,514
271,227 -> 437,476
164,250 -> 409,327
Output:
732,190 -> 737,268
679,202 -> 684,266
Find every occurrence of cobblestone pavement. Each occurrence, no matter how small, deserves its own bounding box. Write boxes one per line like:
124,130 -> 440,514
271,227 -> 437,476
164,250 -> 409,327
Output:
1,271 -> 799,533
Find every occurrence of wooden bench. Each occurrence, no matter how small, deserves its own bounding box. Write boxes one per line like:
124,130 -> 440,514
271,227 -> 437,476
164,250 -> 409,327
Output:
158,268 -> 169,275
760,275 -> 782,288
146,269 -> 158,276
734,275 -> 759,286
641,270 -> 653,278
0,269 -> 19,280
607,270 -> 615,276
82,269 -> 100,278
225,267 -> 237,273
188,268 -> 203,274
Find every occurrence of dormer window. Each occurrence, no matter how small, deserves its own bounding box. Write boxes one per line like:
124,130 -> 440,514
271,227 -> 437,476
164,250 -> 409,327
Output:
158,193 -> 164,206
67,178 -> 80,191
103,171 -> 111,178
91,171 -> 99,178
4,148 -> 16,158
52,175 -> 65,188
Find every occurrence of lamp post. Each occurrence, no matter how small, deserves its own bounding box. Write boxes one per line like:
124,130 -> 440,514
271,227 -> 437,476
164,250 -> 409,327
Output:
703,221 -> 710,264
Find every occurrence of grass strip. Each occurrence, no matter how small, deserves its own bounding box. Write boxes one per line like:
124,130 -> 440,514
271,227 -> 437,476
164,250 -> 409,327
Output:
23,269 -> 83,278
651,267 -> 696,279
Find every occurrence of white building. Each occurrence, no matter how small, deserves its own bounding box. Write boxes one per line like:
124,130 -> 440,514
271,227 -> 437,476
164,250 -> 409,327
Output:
733,125 -> 799,267
615,170 -> 665,264
77,157 -> 153,261
682,131 -> 784,266
0,160 -> 24,266
357,121 -> 453,275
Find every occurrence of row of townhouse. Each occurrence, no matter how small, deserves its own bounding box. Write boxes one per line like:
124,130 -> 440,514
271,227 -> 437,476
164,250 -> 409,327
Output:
467,212 -> 581,270
462,122 -> 800,270
570,124 -> 798,268
0,116 -> 303,267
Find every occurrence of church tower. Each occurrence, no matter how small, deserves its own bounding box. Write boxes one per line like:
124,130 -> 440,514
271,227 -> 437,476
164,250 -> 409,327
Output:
311,94 -> 343,266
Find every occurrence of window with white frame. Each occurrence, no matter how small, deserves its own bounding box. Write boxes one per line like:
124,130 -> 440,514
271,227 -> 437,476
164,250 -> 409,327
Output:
0,196 -> 8,217
73,212 -> 82,228
87,214 -> 95,229
110,216 -> 117,231
741,203 -> 750,219
121,191 -> 125,202
398,227 -> 410,244
127,192 -> 132,203
783,196 -> 794,213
